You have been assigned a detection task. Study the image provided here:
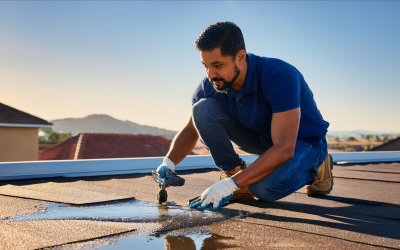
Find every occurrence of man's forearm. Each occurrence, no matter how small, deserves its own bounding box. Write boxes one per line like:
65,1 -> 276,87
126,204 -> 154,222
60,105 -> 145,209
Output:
232,145 -> 294,188
166,127 -> 199,166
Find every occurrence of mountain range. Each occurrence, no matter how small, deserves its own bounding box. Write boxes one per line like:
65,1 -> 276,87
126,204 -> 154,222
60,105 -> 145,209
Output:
48,114 -> 398,139
50,114 -> 177,139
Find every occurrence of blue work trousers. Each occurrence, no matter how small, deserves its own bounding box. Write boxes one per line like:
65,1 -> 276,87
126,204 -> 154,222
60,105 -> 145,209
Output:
192,98 -> 326,202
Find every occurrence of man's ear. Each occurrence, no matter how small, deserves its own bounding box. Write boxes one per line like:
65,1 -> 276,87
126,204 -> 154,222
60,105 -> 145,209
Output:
236,49 -> 246,65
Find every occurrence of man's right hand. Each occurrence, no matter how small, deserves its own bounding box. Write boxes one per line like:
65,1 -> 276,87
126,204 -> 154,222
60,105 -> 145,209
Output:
156,157 -> 176,178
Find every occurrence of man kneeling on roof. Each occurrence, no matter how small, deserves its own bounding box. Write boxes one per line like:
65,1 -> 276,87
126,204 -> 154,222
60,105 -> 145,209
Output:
156,21 -> 333,211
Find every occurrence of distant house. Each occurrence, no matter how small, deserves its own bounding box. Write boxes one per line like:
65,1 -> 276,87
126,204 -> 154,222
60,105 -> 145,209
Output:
39,133 -> 194,160
369,137 -> 400,151
0,103 -> 52,162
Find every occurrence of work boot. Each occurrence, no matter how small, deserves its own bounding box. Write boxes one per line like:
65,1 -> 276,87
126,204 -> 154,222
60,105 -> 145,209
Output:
305,154 -> 333,196
220,161 -> 254,201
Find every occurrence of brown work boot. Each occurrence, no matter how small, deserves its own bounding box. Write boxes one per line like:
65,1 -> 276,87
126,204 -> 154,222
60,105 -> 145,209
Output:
305,154 -> 334,196
220,161 -> 254,201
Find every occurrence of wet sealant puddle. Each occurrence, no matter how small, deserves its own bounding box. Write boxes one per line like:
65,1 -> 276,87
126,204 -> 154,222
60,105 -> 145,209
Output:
9,199 -> 247,223
7,199 -> 245,249
9,199 -> 226,223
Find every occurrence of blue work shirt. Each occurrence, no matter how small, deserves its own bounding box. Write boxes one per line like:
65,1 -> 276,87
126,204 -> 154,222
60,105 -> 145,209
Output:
192,53 -> 329,157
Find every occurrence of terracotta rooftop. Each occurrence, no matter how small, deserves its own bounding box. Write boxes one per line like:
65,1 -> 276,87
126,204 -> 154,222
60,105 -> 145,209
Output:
0,102 -> 52,126
39,133 -> 192,160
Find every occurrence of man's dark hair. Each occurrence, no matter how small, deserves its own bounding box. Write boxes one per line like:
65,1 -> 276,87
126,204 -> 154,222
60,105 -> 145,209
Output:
195,21 -> 246,58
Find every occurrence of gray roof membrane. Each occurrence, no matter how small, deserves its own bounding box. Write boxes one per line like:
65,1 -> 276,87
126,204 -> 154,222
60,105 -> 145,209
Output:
0,162 -> 399,249
335,162 -> 400,174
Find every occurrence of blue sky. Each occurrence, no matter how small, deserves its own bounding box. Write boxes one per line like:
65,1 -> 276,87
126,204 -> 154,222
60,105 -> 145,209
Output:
0,1 -> 399,132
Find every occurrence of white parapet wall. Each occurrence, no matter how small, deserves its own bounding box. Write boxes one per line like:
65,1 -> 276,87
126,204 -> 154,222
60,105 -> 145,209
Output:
0,152 -> 399,181
330,151 -> 400,164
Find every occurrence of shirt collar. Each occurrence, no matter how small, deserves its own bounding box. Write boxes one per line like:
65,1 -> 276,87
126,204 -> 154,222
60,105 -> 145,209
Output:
226,53 -> 258,97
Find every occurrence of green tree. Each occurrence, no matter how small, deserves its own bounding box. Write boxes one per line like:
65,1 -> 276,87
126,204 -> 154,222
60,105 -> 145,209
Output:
365,134 -> 372,140
346,136 -> 357,141
375,135 -> 381,142
383,134 -> 390,143
39,128 -> 71,144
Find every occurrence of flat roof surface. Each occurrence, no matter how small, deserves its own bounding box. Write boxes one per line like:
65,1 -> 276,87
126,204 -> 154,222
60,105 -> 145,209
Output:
0,162 -> 399,249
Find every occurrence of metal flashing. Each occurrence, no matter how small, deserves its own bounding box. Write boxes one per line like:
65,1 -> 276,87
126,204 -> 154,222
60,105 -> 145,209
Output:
331,151 -> 400,164
0,152 -> 399,181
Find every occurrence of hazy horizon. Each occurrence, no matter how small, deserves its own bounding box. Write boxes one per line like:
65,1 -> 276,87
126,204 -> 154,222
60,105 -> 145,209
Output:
46,113 -> 400,135
1,1 -> 399,132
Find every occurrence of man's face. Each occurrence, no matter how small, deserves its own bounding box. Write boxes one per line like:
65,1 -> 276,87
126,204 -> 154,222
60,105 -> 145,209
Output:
200,48 -> 240,93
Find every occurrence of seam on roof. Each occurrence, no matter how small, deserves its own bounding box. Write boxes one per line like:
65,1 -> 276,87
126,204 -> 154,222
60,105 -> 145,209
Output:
333,176 -> 400,183
340,169 -> 400,175
234,219 -> 399,249
295,193 -> 400,209
0,194 -> 136,205
36,229 -> 135,250
372,216 -> 400,223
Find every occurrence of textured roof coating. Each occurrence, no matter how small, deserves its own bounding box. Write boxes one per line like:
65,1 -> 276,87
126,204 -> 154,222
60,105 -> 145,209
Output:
0,102 -> 52,126
0,162 -> 399,249
206,219 -> 385,249
0,220 -> 136,249
0,180 -> 135,204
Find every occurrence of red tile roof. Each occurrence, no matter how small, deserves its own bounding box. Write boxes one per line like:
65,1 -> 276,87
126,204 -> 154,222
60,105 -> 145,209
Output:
39,133 -> 190,160
38,136 -> 79,160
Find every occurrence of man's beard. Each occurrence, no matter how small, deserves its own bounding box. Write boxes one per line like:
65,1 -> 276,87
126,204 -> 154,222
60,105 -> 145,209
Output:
210,63 -> 240,94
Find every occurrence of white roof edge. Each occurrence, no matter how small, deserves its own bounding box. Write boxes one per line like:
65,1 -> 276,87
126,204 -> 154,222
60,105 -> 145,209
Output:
0,153 -> 399,181
0,123 -> 52,128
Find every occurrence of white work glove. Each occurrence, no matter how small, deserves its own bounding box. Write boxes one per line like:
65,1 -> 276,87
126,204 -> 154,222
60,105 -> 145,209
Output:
188,178 -> 239,211
156,157 -> 176,178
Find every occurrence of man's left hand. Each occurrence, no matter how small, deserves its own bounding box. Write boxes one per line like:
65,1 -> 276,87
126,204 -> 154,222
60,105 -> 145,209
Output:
188,178 -> 239,211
